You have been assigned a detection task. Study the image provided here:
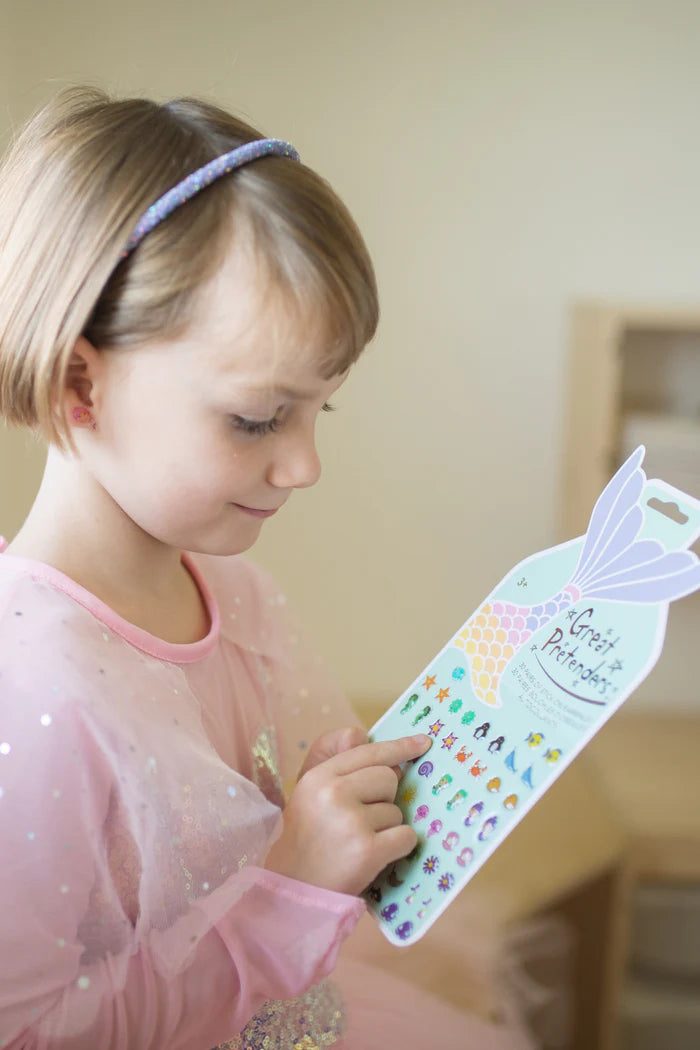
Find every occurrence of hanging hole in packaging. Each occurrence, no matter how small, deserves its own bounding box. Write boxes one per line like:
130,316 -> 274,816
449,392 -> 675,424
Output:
647,497 -> 689,525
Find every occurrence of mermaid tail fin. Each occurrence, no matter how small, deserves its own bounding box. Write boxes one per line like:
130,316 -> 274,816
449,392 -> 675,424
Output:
570,446 -> 645,587
584,555 -> 700,603
455,446 -> 699,708
569,446 -> 700,603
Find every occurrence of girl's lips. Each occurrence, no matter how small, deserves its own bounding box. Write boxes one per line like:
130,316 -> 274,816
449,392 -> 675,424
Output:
232,503 -> 281,519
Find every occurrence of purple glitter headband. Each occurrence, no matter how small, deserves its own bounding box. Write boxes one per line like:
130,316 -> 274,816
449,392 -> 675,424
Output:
121,137 -> 300,259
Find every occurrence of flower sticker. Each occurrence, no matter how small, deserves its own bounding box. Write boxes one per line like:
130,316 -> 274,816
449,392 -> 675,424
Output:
422,855 -> 439,875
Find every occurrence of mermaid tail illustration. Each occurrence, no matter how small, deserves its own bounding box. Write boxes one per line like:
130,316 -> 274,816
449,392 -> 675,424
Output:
454,447 -> 700,708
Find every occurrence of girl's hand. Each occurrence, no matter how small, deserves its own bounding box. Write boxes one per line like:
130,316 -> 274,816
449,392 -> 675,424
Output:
263,733 -> 432,896
296,726 -> 407,783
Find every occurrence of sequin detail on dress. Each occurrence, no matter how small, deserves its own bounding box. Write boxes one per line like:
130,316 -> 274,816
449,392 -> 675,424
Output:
251,723 -> 285,809
213,977 -> 346,1049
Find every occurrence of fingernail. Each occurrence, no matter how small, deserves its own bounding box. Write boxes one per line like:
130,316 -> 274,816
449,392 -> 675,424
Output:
413,734 -> 431,746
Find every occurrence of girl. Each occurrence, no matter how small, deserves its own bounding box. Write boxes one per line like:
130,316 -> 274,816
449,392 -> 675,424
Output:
0,87 -> 537,1049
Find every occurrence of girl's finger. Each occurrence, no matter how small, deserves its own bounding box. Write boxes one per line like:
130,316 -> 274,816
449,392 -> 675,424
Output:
342,765 -> 402,804
327,734 -> 432,778
365,802 -> 405,832
372,823 -> 418,873
297,725 -> 368,780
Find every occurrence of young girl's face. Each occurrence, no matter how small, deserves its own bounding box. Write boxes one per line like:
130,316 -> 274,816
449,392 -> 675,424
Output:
81,234 -> 348,557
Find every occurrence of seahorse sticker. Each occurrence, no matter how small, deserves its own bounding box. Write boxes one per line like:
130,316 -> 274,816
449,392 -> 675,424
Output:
400,694 -> 419,715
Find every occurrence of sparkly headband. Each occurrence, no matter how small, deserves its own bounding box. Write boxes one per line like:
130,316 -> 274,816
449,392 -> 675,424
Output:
121,137 -> 300,259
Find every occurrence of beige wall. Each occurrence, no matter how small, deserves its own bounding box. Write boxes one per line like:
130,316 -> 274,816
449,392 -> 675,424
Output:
0,8 -> 8,136
0,4 -> 55,519
1,1 -> 699,711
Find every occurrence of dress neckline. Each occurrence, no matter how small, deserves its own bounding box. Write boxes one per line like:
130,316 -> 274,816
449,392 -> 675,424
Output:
0,536 -> 221,664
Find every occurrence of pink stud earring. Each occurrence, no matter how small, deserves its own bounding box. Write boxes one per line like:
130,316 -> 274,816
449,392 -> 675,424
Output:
72,405 -> 97,431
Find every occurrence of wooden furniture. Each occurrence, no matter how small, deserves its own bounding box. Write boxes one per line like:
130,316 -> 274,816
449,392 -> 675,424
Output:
588,715 -> 700,1050
562,300 -> 700,540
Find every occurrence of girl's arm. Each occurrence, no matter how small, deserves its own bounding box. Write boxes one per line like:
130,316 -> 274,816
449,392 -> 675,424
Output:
0,699 -> 365,1050
8,868 -> 363,1050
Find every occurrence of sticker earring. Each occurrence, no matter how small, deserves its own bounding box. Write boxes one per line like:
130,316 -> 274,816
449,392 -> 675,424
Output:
72,406 -> 97,431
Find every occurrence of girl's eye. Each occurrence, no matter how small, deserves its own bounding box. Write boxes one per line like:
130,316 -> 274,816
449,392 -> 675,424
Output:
230,402 -> 336,436
230,415 -> 281,436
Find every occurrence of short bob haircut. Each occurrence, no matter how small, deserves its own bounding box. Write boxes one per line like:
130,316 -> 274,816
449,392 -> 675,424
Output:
0,86 -> 379,456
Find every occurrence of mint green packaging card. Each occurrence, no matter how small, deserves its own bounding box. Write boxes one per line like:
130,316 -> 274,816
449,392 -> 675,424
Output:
365,447 -> 700,946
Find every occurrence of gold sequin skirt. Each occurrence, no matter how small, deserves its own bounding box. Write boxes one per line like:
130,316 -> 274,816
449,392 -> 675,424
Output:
214,977 -> 346,1050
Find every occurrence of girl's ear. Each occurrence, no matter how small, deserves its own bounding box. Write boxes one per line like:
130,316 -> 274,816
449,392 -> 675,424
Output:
64,335 -> 103,410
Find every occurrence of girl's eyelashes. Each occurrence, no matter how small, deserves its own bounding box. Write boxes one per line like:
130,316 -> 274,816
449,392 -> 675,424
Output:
230,402 -> 336,437
230,415 -> 281,436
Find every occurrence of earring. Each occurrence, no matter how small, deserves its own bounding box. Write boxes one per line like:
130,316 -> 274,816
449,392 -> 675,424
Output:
72,405 -> 97,431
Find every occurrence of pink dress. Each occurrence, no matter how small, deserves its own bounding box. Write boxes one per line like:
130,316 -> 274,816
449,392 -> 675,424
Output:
0,537 -> 539,1049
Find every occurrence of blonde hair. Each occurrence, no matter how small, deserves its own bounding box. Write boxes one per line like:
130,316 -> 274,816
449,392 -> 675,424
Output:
0,86 -> 379,455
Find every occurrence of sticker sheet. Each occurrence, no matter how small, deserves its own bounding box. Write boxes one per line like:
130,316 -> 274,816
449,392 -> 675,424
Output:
364,447 -> 700,945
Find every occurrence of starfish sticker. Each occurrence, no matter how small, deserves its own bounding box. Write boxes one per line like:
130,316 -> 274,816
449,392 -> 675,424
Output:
436,687 -> 450,702
441,732 -> 458,750
428,719 -> 445,737
422,674 -> 437,690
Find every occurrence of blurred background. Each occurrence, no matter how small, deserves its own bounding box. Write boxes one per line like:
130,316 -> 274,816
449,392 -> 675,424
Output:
2,7 -> 700,1046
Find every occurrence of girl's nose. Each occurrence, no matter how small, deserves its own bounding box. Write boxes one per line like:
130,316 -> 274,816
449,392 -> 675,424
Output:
267,425 -> 322,490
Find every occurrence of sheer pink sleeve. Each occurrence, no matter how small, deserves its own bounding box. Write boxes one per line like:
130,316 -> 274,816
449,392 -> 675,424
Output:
0,679 -> 364,1050
231,558 -> 366,790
